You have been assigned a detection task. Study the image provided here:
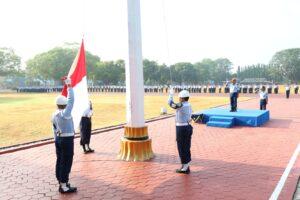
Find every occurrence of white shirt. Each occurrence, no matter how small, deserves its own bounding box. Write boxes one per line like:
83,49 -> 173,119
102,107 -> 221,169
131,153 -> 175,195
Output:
229,83 -> 239,93
259,91 -> 268,100
285,86 -> 290,91
82,107 -> 93,118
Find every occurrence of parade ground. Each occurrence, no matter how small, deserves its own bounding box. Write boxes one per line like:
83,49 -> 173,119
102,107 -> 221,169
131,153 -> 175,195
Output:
0,94 -> 300,200
0,93 -> 249,147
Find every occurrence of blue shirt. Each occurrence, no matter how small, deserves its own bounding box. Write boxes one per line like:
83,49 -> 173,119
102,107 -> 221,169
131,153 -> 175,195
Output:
168,96 -> 192,124
52,88 -> 75,138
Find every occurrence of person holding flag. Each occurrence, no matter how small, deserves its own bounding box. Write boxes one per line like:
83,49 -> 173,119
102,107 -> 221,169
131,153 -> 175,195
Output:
52,77 -> 77,194
51,40 -> 90,194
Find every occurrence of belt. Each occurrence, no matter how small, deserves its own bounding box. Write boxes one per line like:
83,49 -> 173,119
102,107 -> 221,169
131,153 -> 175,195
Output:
176,122 -> 189,126
57,132 -> 74,137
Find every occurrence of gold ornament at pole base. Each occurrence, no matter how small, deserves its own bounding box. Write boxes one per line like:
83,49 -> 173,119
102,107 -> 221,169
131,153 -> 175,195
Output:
118,126 -> 154,161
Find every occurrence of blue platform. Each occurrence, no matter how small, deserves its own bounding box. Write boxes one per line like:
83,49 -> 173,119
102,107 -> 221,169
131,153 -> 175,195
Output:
207,116 -> 234,128
192,108 -> 270,128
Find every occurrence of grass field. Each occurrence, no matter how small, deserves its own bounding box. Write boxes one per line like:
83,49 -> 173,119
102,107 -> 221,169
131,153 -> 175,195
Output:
0,93 -> 250,148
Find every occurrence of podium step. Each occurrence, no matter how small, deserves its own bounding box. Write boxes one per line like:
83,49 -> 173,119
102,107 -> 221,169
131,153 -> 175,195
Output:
209,116 -> 235,123
207,121 -> 233,128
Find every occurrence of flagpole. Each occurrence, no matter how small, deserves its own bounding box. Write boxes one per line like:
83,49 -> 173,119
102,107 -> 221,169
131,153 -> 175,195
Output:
118,0 -> 154,161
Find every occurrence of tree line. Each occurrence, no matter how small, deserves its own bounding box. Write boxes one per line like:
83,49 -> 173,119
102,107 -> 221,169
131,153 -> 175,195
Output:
1,44 -> 300,88
237,48 -> 300,83
25,44 -> 233,85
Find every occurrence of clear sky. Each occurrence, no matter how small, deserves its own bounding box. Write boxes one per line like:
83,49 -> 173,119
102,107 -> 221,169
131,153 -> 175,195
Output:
0,0 -> 299,69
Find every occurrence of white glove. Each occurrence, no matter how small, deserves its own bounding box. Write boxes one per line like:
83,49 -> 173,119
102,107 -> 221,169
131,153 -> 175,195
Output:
169,87 -> 174,96
64,78 -> 71,85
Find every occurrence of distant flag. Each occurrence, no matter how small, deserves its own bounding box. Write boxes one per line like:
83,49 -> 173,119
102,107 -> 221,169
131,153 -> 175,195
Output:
62,40 -> 89,130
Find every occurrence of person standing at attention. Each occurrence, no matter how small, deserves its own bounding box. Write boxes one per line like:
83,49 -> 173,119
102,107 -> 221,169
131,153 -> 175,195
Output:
285,84 -> 291,99
80,100 -> 94,153
227,78 -> 239,112
259,86 -> 268,110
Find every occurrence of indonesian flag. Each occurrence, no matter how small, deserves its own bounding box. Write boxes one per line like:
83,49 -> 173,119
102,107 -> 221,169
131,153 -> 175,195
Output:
62,40 -> 89,130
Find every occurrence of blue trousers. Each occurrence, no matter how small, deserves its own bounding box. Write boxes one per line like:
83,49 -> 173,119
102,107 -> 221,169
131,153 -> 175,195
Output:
55,136 -> 74,183
80,117 -> 92,145
260,99 -> 267,110
176,125 -> 193,164
286,90 -> 290,99
230,92 -> 238,111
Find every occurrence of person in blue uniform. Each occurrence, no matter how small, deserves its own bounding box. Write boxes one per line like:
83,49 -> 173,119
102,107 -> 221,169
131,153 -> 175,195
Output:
259,86 -> 268,110
227,78 -> 239,112
168,87 -> 193,174
52,78 -> 77,194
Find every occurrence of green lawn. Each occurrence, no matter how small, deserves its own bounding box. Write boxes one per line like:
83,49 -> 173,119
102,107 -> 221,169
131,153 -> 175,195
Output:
0,93 -> 249,148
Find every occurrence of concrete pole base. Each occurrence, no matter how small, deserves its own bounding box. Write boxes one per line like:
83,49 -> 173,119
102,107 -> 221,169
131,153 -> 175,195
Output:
118,126 -> 154,161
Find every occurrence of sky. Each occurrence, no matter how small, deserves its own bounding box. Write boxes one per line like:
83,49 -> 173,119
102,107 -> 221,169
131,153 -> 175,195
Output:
0,0 -> 300,70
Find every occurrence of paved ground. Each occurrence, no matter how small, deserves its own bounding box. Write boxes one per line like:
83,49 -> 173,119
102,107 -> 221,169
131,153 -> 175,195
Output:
0,94 -> 300,200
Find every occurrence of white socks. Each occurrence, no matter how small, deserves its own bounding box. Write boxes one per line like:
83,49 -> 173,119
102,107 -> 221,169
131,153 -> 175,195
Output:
182,162 -> 190,171
85,144 -> 89,150
60,183 -> 69,191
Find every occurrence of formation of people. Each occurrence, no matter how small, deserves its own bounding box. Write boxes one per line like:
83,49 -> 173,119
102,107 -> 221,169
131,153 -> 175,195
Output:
18,83 -> 299,95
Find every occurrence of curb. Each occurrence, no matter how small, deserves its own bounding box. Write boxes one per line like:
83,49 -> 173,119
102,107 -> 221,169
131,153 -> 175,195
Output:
0,114 -> 175,155
0,97 -> 255,155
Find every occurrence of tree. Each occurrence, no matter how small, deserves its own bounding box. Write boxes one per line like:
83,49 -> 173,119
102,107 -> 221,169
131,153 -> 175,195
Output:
194,59 -> 214,83
26,46 -> 100,82
171,62 -> 198,84
0,47 -> 21,76
95,60 -> 125,85
269,48 -> 300,83
157,64 -> 171,85
214,58 -> 232,82
143,59 -> 162,85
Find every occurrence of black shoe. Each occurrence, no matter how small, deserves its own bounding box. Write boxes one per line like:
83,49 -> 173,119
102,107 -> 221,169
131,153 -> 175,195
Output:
176,167 -> 190,174
59,185 -> 77,194
82,145 -> 88,154
87,148 -> 94,153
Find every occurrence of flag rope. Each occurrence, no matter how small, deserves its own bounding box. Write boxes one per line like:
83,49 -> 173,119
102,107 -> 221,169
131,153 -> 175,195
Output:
161,0 -> 173,86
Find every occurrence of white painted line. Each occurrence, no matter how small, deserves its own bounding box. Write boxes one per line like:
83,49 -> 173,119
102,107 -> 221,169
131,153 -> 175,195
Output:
269,143 -> 300,200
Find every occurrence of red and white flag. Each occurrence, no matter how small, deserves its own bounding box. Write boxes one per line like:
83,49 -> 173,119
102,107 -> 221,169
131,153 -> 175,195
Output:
62,40 -> 89,130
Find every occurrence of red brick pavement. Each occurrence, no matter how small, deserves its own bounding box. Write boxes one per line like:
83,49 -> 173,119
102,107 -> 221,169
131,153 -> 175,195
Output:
0,95 -> 300,200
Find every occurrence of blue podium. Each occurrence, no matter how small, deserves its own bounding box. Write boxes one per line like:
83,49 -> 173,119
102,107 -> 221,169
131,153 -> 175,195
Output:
192,108 -> 270,128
